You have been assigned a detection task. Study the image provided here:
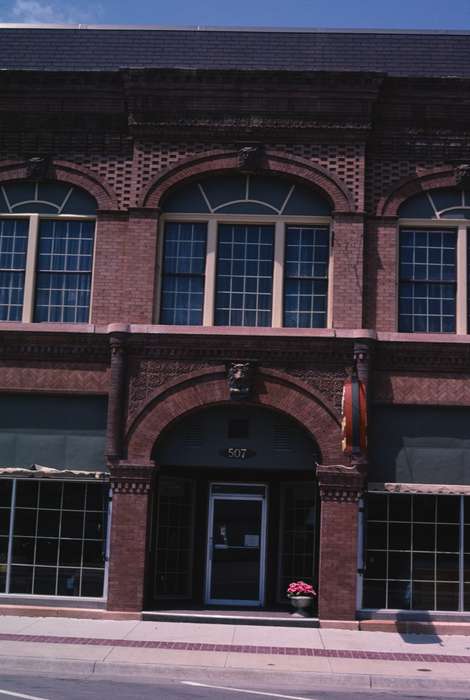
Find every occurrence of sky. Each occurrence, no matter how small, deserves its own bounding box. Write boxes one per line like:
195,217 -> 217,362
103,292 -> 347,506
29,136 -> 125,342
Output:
1,0 -> 470,30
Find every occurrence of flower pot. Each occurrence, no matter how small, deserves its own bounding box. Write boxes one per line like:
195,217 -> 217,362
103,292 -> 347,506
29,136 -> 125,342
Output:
288,595 -> 313,617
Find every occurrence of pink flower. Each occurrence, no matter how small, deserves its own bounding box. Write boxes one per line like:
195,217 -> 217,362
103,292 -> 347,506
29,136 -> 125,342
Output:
287,580 -> 316,597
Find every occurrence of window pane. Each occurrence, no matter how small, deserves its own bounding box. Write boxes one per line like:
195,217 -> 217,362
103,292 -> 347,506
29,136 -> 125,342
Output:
215,224 -> 273,327
160,222 -> 206,325
399,229 -> 456,333
0,219 -> 28,321
33,220 -> 94,323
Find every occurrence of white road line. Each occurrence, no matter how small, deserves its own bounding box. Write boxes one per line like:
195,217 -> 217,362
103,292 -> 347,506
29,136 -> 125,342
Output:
0,691 -> 49,700
181,681 -> 315,700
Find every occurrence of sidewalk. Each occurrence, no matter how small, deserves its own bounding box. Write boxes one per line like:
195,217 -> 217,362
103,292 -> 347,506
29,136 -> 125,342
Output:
1,614 -> 470,693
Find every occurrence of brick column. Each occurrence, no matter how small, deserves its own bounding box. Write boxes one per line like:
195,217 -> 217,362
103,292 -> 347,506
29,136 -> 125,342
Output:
107,462 -> 157,612
316,465 -> 365,621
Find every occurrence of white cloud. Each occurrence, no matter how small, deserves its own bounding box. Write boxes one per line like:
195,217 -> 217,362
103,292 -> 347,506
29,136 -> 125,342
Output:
2,0 -> 104,24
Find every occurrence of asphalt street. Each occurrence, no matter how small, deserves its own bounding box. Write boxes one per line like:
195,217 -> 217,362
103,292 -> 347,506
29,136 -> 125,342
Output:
0,674 -> 469,700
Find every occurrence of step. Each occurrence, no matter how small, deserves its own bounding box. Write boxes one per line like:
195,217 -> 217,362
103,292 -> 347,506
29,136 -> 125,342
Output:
142,609 -> 319,627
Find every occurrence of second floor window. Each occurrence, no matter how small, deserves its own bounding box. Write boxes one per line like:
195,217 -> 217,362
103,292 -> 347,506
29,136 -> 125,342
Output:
398,188 -> 470,334
157,174 -> 332,328
0,181 -> 97,323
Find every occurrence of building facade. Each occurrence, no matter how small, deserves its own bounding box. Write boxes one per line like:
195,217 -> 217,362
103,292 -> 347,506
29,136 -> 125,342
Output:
1,25 -> 470,624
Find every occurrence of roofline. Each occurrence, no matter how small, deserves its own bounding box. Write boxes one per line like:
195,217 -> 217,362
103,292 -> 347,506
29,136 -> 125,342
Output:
0,23 -> 469,35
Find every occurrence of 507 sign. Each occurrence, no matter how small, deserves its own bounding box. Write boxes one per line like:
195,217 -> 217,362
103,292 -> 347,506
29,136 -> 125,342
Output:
220,448 -> 256,460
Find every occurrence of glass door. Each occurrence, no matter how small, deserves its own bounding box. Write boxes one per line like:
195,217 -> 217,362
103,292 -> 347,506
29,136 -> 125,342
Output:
205,484 -> 267,606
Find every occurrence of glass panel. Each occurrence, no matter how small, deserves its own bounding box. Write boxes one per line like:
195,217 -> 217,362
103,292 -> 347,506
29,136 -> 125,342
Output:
212,484 -> 266,496
0,481 -> 12,508
10,565 -> 33,594
399,229 -> 456,333
215,224 -> 274,327
210,498 -> 262,601
363,580 -> 386,608
33,567 -> 57,595
154,477 -> 195,598
278,483 -> 316,601
160,222 -> 206,325
0,219 -> 28,321
33,220 -> 94,323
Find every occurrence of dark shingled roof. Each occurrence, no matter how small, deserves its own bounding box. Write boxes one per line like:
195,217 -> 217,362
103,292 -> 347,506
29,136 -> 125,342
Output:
1,26 -> 470,77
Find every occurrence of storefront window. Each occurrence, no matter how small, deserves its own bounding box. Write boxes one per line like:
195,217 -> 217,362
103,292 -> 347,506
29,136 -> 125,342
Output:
0,479 -> 109,598
363,493 -> 468,611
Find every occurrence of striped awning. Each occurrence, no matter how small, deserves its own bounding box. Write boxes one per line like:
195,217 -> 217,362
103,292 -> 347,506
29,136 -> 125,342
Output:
0,465 -> 108,480
369,482 -> 470,496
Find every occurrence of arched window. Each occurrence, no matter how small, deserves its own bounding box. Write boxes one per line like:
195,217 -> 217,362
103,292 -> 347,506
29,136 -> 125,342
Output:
0,181 -> 97,323
397,188 -> 470,333
157,174 -> 332,328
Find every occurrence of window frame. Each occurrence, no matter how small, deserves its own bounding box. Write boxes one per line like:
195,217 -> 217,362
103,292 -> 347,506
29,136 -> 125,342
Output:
398,218 -> 468,334
156,212 -> 333,328
0,212 -> 96,324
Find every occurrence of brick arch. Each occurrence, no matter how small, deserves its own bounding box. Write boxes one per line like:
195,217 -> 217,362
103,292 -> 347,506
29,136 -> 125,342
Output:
0,159 -> 118,210
125,370 -> 342,465
377,166 -> 457,217
140,149 -> 355,213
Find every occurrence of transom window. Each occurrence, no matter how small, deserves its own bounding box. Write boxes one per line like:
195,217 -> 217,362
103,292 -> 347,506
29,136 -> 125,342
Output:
398,188 -> 470,334
0,181 -> 97,323
157,174 -> 332,328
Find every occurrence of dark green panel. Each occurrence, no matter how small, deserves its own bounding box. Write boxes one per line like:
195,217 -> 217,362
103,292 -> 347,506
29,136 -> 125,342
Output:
369,405 -> 470,484
154,405 -> 318,470
0,395 -> 107,471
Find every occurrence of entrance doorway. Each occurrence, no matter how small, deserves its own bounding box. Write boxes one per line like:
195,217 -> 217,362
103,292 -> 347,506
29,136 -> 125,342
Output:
205,484 -> 267,606
150,404 -> 320,610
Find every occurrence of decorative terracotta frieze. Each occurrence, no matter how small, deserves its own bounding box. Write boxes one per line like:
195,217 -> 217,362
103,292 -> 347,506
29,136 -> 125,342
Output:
110,463 -> 156,496
316,463 -> 365,503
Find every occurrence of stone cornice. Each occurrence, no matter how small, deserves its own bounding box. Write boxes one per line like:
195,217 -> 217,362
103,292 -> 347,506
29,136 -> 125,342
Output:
374,342 -> 470,373
0,331 -> 109,363
126,334 -> 353,366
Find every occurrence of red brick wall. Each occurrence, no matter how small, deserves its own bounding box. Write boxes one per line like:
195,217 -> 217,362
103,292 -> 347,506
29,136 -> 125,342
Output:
318,500 -> 359,620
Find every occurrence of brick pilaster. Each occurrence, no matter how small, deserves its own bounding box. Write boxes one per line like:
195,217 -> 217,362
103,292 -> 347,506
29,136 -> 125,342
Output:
331,212 -> 365,329
316,464 -> 365,620
106,332 -> 128,462
107,462 -> 157,612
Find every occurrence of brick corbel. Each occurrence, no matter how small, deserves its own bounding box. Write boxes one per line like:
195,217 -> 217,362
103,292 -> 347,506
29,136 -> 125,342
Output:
109,461 -> 157,495
316,464 -> 365,503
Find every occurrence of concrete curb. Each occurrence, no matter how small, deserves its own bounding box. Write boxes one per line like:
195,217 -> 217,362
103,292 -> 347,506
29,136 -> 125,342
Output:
2,655 -> 470,694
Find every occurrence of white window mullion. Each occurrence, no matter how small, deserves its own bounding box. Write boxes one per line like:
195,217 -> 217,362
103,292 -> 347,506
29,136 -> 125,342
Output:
456,225 -> 468,334
22,214 -> 39,323
459,495 -> 465,612
5,479 -> 16,594
203,219 -> 217,326
272,221 -> 285,328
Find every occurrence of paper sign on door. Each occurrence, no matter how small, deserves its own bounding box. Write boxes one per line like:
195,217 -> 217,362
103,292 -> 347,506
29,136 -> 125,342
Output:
244,534 -> 259,547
